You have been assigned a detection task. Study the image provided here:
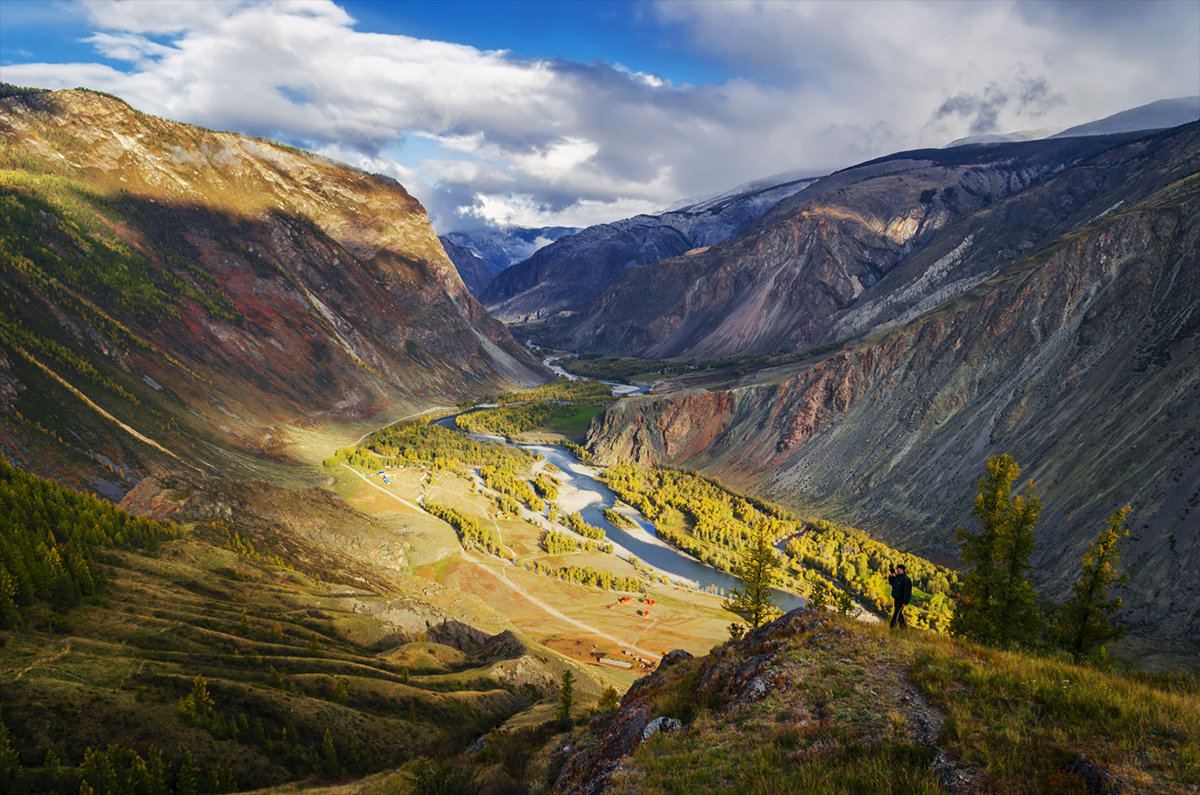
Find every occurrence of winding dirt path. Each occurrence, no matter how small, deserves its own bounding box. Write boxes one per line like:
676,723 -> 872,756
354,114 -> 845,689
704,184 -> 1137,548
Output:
342,463 -> 424,512
481,557 -> 661,661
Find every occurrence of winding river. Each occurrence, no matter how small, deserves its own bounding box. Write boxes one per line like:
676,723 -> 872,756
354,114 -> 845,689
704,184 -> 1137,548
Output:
435,359 -> 805,611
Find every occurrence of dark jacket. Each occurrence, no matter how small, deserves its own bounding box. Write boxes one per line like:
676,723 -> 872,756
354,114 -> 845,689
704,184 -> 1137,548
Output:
888,572 -> 912,605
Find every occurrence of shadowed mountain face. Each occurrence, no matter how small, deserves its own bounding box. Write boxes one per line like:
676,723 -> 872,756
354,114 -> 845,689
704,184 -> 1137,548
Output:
439,236 -> 496,297
439,226 -> 580,298
558,133 -> 1173,359
481,176 -> 816,324
586,124 -> 1200,643
0,87 -> 545,493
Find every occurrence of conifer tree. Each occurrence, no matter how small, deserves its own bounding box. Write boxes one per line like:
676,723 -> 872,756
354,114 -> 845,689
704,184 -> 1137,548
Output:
1055,506 -> 1130,663
950,454 -> 1043,647
808,578 -> 828,611
990,485 -> 1044,646
555,670 -> 575,727
723,522 -> 781,628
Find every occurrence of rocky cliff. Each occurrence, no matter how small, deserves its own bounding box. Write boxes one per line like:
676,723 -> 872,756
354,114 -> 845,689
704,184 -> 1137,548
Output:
588,123 -> 1200,643
0,86 -> 545,493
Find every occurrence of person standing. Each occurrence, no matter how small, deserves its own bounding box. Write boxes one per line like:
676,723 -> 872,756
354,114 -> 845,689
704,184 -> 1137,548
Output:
888,564 -> 912,629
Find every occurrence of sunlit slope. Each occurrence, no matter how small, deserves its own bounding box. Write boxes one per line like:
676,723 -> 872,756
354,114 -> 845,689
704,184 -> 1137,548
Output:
0,85 -> 544,494
550,609 -> 1200,793
0,459 -> 594,792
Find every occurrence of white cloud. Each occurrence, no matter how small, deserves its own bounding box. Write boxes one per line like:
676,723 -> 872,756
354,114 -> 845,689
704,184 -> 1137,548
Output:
1,0 -> 1196,233
461,193 -> 663,229
655,0 -> 1200,148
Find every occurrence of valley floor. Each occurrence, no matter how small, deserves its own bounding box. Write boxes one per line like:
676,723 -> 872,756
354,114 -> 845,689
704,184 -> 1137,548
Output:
328,453 -> 737,690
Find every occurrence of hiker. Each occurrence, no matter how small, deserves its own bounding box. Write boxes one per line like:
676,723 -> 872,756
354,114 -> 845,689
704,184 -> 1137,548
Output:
888,564 -> 912,629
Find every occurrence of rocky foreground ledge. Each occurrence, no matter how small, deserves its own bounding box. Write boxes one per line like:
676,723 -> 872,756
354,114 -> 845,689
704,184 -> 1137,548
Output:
545,607 -> 1179,794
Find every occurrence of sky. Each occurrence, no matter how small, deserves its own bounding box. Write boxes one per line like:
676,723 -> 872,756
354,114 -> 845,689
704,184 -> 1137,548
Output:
2,0 -> 1198,233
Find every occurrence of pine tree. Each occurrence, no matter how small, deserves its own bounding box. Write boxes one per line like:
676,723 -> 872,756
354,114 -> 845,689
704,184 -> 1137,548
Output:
990,484 -> 1044,646
950,454 -> 1043,647
555,670 -> 575,727
723,522 -> 781,628
1055,506 -> 1130,663
320,728 -> 341,777
808,578 -> 828,611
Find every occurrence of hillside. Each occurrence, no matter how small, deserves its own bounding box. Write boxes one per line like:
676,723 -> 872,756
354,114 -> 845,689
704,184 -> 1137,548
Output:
0,459 -> 597,793
558,131 -> 1173,359
0,85 -> 545,495
585,122 -> 1200,646
549,608 -> 1200,793
481,176 -> 815,324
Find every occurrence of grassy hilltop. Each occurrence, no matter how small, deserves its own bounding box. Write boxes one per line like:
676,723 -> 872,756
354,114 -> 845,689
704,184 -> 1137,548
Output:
549,609 -> 1200,794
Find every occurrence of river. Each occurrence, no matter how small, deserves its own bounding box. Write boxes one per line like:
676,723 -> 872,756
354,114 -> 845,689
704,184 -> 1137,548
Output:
434,371 -> 804,611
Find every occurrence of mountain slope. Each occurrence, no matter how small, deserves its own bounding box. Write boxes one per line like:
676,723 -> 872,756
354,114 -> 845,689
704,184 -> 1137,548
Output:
443,225 -> 580,274
587,123 -> 1200,643
481,176 -> 816,324
0,86 -> 545,493
0,459 -> 596,793
440,225 -> 580,298
559,131 -> 1170,360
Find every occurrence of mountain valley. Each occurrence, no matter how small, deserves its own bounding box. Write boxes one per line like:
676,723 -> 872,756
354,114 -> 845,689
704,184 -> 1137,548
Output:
0,86 -> 545,497
1,81 -> 1198,795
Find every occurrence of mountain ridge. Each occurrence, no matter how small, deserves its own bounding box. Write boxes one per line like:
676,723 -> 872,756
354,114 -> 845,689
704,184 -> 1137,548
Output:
557,130 -> 1175,360
481,175 -> 816,324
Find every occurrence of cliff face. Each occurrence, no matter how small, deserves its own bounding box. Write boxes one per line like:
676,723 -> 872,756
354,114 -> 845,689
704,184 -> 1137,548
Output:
562,133 -> 1174,359
588,124 -> 1200,642
0,87 -> 545,492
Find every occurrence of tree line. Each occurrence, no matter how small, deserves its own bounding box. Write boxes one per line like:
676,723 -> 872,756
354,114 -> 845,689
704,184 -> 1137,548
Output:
539,530 -> 612,556
564,512 -> 607,541
479,466 -> 544,513
601,461 -> 957,629
324,419 -> 535,472
528,562 -> 643,593
423,502 -> 509,559
461,379 -> 614,409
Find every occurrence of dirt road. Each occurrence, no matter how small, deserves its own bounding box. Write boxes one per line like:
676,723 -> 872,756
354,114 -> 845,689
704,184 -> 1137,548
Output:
342,464 -> 661,661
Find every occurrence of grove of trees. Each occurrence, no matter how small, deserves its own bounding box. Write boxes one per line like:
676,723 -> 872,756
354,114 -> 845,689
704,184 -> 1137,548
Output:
0,456 -> 177,628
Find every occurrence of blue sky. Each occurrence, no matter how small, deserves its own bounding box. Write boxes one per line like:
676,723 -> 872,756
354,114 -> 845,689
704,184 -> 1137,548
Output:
2,0 -> 1198,232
